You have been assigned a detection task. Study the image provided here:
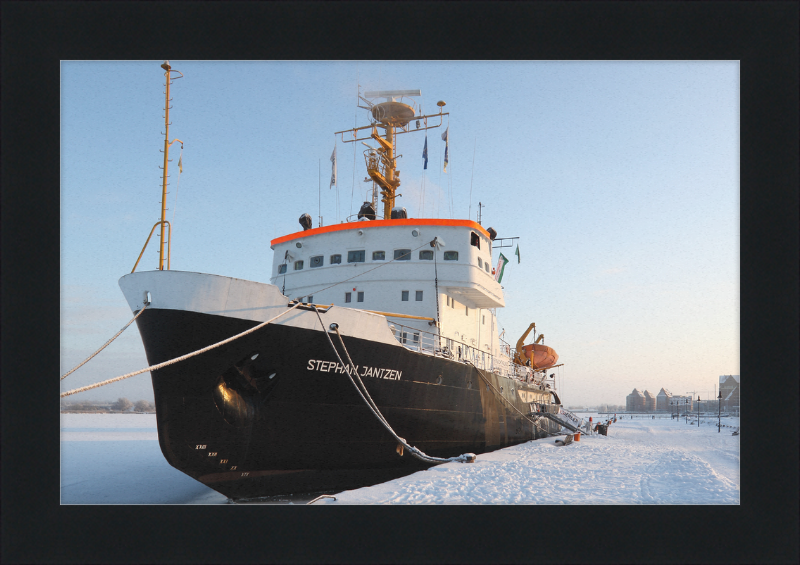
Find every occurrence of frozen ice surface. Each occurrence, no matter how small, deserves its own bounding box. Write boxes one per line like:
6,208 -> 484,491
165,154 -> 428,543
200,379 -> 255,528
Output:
318,414 -> 740,505
60,414 -> 227,504
60,413 -> 739,504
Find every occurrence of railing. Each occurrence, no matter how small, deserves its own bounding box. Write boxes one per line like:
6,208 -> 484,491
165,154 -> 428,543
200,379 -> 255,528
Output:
388,321 -> 551,386
131,220 -> 171,273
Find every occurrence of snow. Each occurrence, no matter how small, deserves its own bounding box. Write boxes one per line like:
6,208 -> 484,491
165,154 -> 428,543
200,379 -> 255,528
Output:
60,413 -> 739,504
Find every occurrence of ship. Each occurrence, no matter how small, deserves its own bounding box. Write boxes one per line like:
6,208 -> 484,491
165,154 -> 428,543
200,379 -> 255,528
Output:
118,62 -> 571,500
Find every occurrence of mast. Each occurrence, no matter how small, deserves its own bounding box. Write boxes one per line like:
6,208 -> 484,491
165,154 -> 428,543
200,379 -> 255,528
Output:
335,89 -> 448,220
158,61 -> 183,270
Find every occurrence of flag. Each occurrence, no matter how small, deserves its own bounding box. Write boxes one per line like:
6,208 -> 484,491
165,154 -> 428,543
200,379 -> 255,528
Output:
422,135 -> 428,170
329,145 -> 337,188
441,126 -> 449,172
178,155 -> 183,174
495,253 -> 509,283
515,244 -> 520,264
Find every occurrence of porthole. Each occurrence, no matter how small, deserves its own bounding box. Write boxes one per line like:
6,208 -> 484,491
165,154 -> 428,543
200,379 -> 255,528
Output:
436,375 -> 442,385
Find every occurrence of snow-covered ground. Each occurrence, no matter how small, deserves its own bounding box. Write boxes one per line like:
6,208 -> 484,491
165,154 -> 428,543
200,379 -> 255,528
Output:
61,413 -> 739,504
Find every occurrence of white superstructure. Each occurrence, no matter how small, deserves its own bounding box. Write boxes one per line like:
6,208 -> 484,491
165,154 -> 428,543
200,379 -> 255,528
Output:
270,218 -> 507,361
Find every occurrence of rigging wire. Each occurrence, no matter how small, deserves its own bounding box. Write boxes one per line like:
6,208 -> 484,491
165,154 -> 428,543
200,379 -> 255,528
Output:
350,78 -> 359,218
305,240 -> 431,298
170,147 -> 183,259
468,137 -> 476,221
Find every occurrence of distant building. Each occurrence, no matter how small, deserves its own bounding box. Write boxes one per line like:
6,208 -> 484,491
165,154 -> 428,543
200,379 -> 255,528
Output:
626,388 -> 645,412
643,390 -> 657,412
671,395 -> 693,412
656,388 -> 673,411
719,375 -> 739,411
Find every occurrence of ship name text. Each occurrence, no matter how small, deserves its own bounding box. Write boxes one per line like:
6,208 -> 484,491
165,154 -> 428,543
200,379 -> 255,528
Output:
306,359 -> 402,380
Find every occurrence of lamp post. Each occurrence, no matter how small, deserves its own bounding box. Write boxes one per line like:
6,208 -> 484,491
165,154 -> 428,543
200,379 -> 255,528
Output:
718,390 -> 722,433
697,395 -> 701,428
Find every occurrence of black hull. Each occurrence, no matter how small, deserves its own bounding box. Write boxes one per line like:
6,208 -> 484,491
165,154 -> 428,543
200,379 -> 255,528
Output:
136,308 -> 561,499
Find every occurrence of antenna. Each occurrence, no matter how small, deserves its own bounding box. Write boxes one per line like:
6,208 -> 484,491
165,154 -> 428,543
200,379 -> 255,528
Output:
364,89 -> 421,101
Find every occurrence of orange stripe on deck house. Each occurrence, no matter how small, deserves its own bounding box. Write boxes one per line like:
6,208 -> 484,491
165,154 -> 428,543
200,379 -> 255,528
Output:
270,219 -> 491,247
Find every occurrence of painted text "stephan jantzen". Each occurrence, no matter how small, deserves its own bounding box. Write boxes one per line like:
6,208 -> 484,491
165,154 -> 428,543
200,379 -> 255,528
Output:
306,359 -> 402,380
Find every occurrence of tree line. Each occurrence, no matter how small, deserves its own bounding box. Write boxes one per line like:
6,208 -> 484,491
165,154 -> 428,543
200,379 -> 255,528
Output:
61,398 -> 155,413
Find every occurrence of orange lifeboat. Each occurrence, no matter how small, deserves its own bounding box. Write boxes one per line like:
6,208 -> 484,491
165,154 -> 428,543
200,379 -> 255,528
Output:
521,343 -> 559,370
514,322 -> 559,370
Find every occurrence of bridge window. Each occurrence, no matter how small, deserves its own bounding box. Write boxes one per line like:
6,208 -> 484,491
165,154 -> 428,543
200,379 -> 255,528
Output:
443,251 -> 458,261
416,291 -> 423,301
345,292 -> 352,303
394,249 -> 411,260
294,260 -> 304,271
348,250 -> 365,263
478,257 -> 483,269
470,232 -> 480,249
372,251 -> 385,261
278,264 -> 287,274
401,290 -> 409,301
310,255 -> 324,268
330,254 -> 342,264
484,261 -> 490,273
357,291 -> 364,302
419,250 -> 433,260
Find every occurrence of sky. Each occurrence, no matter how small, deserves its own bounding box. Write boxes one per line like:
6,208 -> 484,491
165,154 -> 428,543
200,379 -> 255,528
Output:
60,61 -> 739,406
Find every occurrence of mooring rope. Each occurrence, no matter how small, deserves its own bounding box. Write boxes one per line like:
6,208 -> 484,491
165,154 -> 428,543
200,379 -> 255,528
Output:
60,303 -> 150,381
60,302 -> 302,398
312,305 -> 475,465
307,494 -> 337,505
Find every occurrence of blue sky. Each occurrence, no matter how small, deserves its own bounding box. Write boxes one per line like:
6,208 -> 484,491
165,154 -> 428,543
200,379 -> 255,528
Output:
60,61 -> 739,405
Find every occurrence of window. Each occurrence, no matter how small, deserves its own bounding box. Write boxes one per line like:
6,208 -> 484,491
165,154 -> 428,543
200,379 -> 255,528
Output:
294,260 -> 304,270
357,291 -> 364,302
446,296 -> 450,307
308,295 -> 313,303
278,264 -> 287,274
310,255 -> 324,268
470,231 -> 480,249
444,251 -> 458,261
348,250 -> 365,263
413,333 -> 420,347
465,307 -> 469,316
372,251 -> 385,261
394,249 -> 411,261
415,291 -> 423,301
478,257 -> 483,268
484,261 -> 490,273
401,332 -> 408,344
330,254 -> 342,264
401,290 -> 409,301
419,250 -> 433,260
482,315 -> 485,325
345,292 -> 352,303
